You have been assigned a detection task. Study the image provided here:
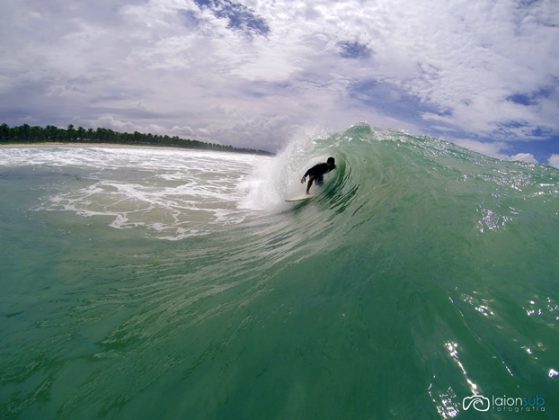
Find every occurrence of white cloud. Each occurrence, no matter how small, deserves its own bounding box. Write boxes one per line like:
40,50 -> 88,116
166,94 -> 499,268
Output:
548,154 -> 559,169
452,139 -> 510,160
452,138 -> 537,163
510,153 -> 537,164
0,0 -> 558,151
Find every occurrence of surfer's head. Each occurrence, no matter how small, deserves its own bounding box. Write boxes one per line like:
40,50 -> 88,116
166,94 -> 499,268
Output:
327,157 -> 335,169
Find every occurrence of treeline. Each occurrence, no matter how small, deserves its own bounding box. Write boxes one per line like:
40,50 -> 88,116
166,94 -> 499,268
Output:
0,123 -> 272,155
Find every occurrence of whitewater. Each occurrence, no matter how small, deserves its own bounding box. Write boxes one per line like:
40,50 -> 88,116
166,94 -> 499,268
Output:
1,124 -> 558,419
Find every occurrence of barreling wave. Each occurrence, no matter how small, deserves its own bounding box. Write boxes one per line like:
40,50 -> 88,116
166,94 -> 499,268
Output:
243,123 -> 559,269
2,124 -> 558,419
232,123 -> 559,417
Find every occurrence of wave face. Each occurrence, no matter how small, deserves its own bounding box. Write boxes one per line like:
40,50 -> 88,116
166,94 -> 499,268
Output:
1,127 -> 558,419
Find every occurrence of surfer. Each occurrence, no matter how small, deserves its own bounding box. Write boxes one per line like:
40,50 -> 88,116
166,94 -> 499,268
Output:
301,157 -> 336,194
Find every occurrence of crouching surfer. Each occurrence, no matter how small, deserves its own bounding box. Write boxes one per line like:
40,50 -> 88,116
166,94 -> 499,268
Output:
300,157 -> 336,194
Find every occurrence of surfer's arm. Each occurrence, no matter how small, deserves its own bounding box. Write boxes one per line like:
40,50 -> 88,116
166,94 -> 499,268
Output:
301,166 -> 316,183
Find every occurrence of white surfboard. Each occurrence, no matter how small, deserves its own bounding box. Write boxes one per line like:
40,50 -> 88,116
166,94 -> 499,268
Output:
285,194 -> 314,202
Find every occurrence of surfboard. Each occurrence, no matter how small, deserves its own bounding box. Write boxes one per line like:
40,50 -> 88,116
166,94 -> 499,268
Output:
285,194 -> 314,202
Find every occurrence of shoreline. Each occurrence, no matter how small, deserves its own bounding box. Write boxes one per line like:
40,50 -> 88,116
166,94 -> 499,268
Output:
0,142 -> 272,155
1,125 -> 273,156
0,142 -> 153,149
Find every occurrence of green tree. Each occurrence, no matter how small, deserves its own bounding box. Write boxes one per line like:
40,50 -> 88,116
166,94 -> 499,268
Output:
0,123 -> 9,140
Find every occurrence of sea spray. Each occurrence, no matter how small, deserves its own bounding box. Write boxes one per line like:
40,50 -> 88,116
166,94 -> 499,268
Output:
238,127 -> 337,210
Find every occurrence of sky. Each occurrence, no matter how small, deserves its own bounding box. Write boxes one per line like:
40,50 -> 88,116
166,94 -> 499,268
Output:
1,0 -> 559,165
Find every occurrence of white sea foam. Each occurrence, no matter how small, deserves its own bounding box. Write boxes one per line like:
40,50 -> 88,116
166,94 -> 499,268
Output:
238,129 -> 333,211
1,146 -> 262,239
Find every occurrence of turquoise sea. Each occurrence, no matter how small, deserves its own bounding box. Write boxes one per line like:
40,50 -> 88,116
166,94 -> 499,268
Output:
1,125 -> 558,419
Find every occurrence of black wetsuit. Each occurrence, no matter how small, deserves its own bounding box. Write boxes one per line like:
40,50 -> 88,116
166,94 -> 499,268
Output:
304,163 -> 335,185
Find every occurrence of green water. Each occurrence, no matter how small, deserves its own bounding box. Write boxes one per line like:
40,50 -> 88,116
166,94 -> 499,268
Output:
1,126 -> 558,419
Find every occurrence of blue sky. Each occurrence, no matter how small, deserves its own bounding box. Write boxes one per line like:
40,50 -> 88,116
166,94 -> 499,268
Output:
1,0 -> 558,165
